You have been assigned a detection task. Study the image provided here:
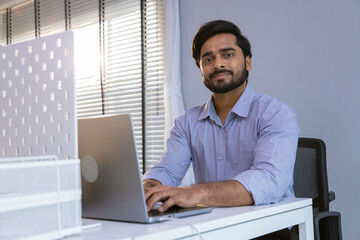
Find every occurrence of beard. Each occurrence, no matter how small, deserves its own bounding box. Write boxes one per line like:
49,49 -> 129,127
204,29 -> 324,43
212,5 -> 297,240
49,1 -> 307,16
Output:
203,67 -> 248,94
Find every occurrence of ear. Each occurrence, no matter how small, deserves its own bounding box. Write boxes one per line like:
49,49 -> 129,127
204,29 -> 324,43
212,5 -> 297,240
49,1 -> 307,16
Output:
245,56 -> 252,71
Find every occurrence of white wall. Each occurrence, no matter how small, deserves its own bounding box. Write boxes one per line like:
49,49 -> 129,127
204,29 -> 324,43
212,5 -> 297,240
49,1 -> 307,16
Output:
179,0 -> 360,239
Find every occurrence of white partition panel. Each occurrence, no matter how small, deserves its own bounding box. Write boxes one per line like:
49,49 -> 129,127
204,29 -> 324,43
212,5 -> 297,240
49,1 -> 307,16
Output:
0,31 -> 77,159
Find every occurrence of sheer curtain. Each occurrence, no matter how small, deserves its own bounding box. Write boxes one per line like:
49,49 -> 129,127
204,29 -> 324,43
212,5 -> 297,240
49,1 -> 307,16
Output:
164,0 -> 194,186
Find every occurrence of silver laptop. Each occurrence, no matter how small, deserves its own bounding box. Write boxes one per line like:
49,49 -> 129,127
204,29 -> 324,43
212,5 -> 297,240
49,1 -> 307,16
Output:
78,114 -> 212,223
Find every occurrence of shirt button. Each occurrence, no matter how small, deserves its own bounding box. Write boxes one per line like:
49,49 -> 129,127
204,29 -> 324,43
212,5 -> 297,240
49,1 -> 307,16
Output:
220,130 -> 224,134
219,156 -> 223,160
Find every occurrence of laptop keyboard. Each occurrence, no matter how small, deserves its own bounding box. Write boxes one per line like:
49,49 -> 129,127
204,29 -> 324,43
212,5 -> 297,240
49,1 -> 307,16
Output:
148,205 -> 184,217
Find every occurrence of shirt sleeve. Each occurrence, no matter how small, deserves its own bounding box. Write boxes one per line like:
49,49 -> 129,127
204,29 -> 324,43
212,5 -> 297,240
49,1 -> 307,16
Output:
232,103 -> 300,205
142,115 -> 192,186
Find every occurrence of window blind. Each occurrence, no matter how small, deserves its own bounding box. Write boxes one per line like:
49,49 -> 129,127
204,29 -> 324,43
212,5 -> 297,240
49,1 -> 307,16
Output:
142,0 -> 166,172
70,0 -> 103,118
0,10 -> 6,45
10,1 -> 35,43
38,0 -> 66,37
0,0 -> 166,173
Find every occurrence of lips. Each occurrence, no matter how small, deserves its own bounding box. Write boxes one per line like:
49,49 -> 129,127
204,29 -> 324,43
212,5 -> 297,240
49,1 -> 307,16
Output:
209,69 -> 234,80
213,72 -> 229,79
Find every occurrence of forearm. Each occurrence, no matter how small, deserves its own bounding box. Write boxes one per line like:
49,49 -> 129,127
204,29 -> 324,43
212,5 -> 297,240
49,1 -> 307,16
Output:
190,180 -> 254,207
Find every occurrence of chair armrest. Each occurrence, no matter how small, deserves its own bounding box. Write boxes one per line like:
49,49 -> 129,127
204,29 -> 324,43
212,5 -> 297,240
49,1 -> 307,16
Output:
329,191 -> 336,202
314,210 -> 340,222
314,211 -> 342,240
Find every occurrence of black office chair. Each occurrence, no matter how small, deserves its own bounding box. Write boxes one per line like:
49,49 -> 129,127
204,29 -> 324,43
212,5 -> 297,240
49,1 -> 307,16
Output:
293,137 -> 342,240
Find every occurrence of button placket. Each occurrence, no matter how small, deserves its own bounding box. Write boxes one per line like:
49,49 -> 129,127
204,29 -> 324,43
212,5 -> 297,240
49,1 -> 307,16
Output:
216,127 -> 226,180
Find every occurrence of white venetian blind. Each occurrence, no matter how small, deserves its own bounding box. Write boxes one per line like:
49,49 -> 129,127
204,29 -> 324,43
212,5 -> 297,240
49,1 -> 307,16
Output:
70,0 -> 103,118
0,0 -> 166,173
143,0 -> 166,172
103,0 -> 144,162
0,10 -> 6,45
38,0 -> 66,37
10,1 -> 35,43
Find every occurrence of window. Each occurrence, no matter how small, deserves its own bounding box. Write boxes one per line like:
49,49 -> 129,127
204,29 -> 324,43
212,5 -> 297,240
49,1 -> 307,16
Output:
0,0 -> 166,173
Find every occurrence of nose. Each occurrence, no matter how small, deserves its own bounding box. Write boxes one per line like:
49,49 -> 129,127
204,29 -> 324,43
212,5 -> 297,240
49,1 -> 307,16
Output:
214,57 -> 225,70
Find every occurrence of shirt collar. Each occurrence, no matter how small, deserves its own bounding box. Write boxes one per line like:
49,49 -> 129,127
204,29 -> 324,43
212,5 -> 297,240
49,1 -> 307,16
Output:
198,85 -> 255,121
198,97 -> 215,121
231,85 -> 255,118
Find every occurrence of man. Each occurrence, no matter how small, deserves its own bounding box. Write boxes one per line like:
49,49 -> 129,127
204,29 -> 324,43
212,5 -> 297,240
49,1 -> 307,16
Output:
143,20 -> 299,231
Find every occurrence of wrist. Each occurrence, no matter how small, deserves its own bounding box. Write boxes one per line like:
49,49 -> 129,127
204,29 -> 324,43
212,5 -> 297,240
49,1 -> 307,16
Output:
143,179 -> 162,188
189,184 -> 208,205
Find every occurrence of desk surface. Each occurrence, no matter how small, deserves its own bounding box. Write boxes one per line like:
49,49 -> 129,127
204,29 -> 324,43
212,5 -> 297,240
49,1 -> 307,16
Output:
66,198 -> 313,240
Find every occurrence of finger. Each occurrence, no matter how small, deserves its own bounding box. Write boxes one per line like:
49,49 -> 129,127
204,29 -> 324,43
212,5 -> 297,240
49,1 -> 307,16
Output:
144,185 -> 166,201
146,189 -> 171,211
158,197 -> 177,212
144,185 -> 159,201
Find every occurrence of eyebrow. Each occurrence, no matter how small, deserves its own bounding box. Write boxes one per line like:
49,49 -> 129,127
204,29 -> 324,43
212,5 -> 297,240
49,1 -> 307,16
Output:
219,47 -> 236,52
201,47 -> 236,60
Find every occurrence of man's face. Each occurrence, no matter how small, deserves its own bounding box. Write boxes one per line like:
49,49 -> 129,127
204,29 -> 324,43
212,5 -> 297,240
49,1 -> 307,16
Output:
199,33 -> 251,94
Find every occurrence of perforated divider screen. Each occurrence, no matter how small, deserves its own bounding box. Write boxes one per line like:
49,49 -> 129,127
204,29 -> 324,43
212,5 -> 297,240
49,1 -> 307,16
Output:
0,31 -> 77,159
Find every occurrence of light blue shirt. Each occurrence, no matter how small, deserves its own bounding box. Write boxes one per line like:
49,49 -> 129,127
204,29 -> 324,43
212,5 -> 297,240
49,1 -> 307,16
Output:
143,85 -> 300,205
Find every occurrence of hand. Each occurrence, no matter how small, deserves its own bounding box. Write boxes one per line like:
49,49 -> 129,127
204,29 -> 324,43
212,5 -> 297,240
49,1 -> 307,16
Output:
142,179 -> 162,192
144,185 -> 203,212
143,180 -> 253,212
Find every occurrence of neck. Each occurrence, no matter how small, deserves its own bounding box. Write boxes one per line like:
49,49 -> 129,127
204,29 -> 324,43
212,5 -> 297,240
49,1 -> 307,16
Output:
213,82 -> 247,124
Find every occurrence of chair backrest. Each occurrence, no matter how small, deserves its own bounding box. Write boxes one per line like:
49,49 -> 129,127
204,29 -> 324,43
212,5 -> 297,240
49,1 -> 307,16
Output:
293,138 -> 331,212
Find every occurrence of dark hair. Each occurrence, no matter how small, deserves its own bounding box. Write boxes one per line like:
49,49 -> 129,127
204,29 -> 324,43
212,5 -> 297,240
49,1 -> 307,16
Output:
192,20 -> 252,68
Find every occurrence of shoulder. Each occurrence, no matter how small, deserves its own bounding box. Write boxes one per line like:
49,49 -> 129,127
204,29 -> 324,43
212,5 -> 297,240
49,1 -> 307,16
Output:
169,103 -> 208,138
251,93 -> 297,123
175,103 -> 207,125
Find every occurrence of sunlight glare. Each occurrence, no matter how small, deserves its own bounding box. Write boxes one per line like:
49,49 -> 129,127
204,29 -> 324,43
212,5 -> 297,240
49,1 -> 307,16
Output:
74,25 -> 100,83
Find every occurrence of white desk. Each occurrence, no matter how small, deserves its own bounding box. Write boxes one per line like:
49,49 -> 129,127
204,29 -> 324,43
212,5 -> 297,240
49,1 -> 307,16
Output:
66,198 -> 313,240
